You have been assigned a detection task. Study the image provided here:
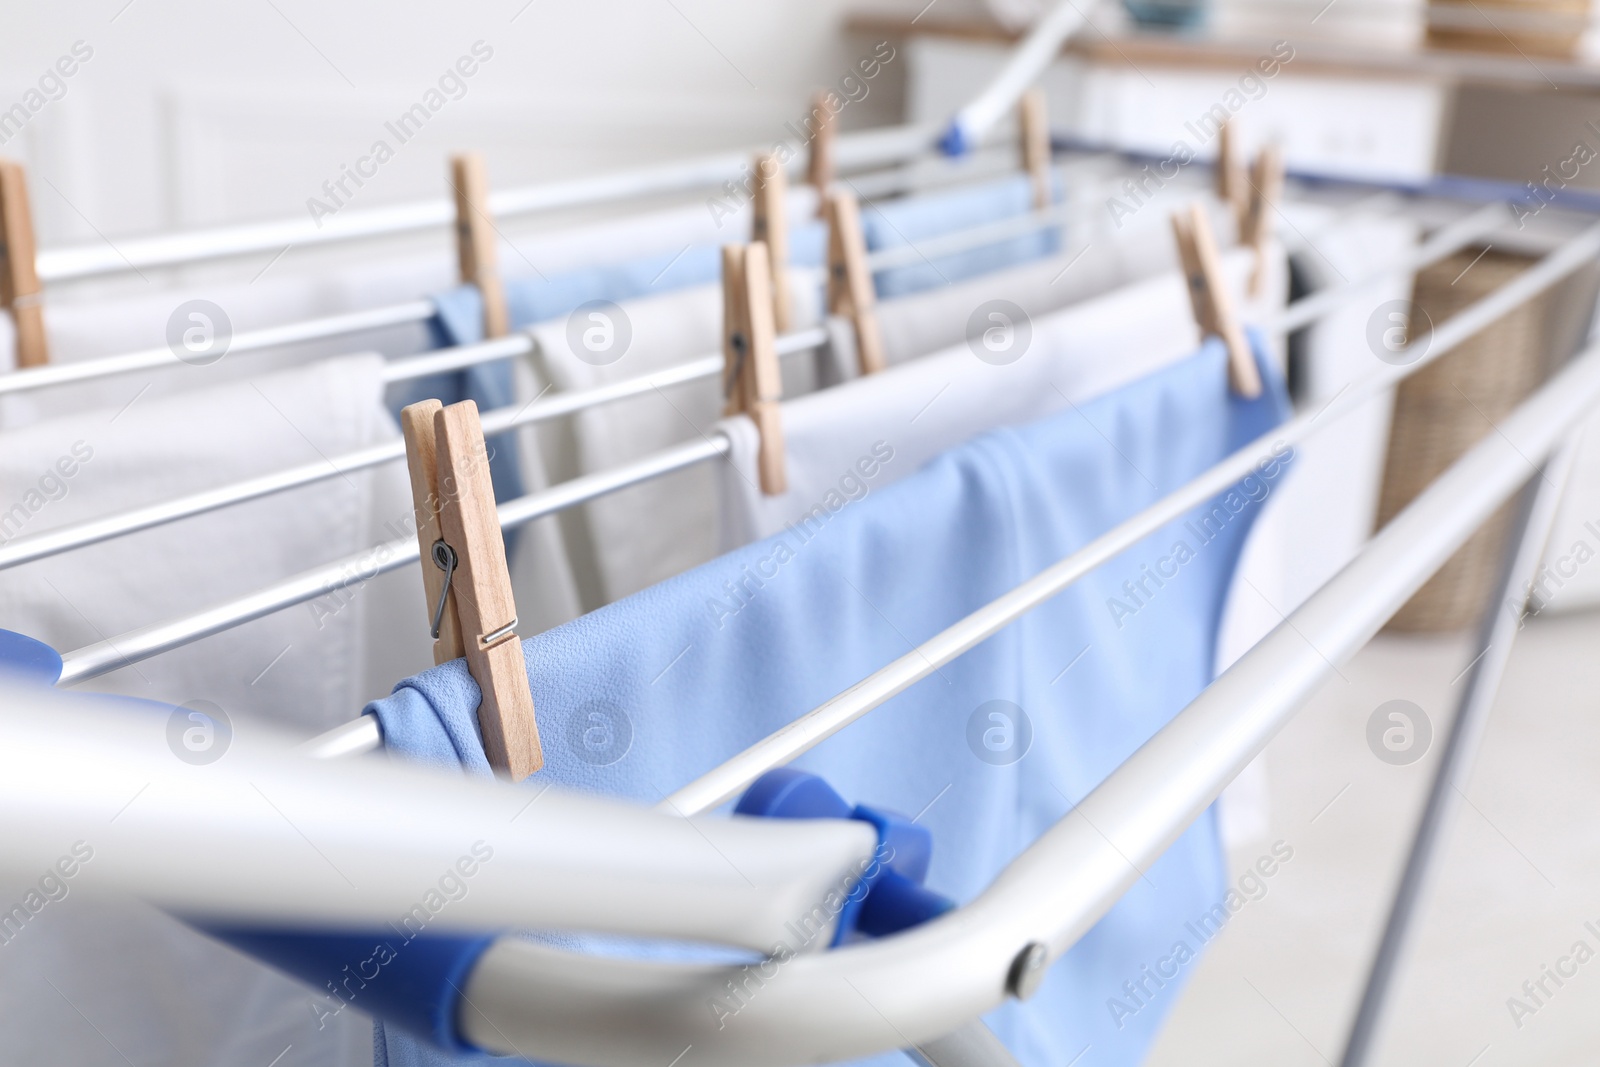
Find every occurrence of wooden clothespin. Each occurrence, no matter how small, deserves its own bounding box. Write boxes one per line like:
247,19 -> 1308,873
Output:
401,398 -> 542,780
807,91 -> 836,212
1215,121 -> 1247,230
1241,144 -> 1284,298
0,159 -> 47,368
722,243 -> 787,495
450,153 -> 509,339
1171,202 -> 1262,399
1018,89 -> 1053,211
823,190 -> 886,377
750,152 -> 792,334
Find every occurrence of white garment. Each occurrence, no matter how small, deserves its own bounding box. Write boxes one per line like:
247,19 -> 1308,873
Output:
0,351 -> 428,715
503,353 -> 588,636
1214,204 -> 1417,678
0,353 -> 428,1067
0,256 -> 452,430
1213,206 -> 1415,852
529,269 -> 825,604
0,185 -> 820,426
717,245 -> 1286,547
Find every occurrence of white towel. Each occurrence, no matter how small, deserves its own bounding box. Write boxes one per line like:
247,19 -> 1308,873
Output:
716,245 -> 1286,547
0,353 -> 428,1067
528,269 -> 825,605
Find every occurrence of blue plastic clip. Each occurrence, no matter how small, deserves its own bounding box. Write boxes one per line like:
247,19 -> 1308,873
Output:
735,767 -> 954,944
938,121 -> 972,158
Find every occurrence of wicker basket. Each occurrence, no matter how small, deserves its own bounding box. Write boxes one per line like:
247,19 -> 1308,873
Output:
1376,249 -> 1557,632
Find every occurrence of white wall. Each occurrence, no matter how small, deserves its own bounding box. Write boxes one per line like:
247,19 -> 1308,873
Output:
0,0 -> 903,253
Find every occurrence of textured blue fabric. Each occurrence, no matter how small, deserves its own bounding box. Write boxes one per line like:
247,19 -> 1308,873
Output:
861,174 -> 1060,298
366,334 -> 1291,1067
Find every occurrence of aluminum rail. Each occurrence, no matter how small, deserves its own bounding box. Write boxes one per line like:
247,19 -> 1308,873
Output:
289,202 -> 1555,765
0,686 -> 877,950
55,435 -> 731,684
3,159 -> 1452,401
3,150 -> 1032,400
58,200 -> 1591,687
1273,200 -> 1508,333
0,329 -> 825,573
0,299 -> 438,398
377,332 -> 533,383
943,0 -> 1098,153
3,187 -> 1491,574
33,121 -> 937,283
1337,433 -> 1583,1066
448,325 -> 1600,1067
663,216 -> 1600,813
864,198 -> 1072,272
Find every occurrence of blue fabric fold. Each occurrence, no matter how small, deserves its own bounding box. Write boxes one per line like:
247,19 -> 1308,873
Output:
365,333 -> 1291,1067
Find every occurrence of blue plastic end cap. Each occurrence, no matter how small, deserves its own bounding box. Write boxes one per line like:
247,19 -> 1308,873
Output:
856,869 -> 956,938
939,121 -> 971,157
852,803 -> 933,884
735,771 -> 957,944
201,926 -> 496,1053
734,767 -> 853,821
0,629 -> 63,686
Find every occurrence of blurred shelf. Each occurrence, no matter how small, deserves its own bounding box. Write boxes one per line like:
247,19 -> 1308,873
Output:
846,12 -> 1600,90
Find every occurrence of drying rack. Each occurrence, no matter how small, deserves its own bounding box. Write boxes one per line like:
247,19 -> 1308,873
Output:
2,5 -> 1596,1067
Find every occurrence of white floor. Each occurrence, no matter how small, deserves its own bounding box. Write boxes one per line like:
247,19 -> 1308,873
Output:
1146,610 -> 1600,1067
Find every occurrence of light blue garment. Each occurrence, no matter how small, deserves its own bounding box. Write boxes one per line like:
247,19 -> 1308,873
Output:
366,334 -> 1291,1067
861,174 -> 1061,299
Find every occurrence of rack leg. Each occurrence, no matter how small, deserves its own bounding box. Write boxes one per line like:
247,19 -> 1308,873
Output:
1337,431 -> 1583,1066
905,1021 -> 1025,1067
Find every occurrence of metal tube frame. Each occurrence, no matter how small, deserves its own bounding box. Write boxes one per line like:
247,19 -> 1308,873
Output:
22,190 -> 1599,1067
2,197 -> 1505,576
444,338 -> 1600,1067
1336,433 -> 1585,1066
